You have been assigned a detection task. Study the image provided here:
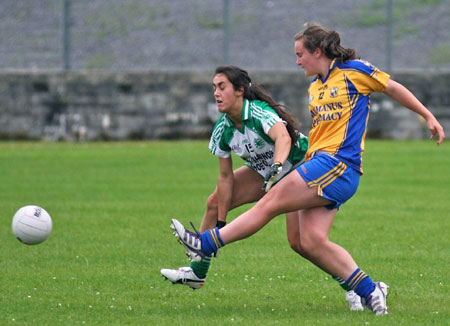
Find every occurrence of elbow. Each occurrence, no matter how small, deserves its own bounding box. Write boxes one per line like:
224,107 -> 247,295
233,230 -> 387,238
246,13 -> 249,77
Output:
384,79 -> 404,98
281,133 -> 292,147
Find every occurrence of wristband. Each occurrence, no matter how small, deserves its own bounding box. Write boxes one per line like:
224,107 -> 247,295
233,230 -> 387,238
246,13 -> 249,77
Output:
216,220 -> 227,229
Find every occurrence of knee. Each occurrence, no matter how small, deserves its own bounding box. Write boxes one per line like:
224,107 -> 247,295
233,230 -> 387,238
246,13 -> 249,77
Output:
299,232 -> 328,257
287,233 -> 307,258
206,192 -> 218,212
289,240 -> 307,258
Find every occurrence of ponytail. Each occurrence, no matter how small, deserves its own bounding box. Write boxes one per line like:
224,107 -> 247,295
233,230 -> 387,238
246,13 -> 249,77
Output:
247,83 -> 300,144
294,23 -> 359,61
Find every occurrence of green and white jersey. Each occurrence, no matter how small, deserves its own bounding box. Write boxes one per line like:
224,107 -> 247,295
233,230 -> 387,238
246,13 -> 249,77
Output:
209,99 -> 308,181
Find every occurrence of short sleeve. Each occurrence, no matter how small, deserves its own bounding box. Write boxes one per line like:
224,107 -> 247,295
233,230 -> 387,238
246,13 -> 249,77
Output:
340,60 -> 390,94
209,115 -> 231,158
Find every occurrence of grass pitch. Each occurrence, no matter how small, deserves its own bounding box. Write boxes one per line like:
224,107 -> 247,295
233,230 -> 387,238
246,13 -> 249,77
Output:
0,140 -> 449,326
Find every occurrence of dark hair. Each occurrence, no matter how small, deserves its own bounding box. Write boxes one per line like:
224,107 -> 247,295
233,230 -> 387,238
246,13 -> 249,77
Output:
294,23 -> 359,61
214,65 -> 300,144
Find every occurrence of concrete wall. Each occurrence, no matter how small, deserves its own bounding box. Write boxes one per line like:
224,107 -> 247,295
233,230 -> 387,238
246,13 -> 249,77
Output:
0,70 -> 449,141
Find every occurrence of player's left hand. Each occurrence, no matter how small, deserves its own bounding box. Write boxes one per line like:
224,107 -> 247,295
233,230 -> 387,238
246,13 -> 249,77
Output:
262,162 -> 283,192
427,118 -> 445,146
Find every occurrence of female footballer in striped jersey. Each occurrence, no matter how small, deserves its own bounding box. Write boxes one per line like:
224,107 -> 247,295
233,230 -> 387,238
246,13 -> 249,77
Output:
170,23 -> 445,315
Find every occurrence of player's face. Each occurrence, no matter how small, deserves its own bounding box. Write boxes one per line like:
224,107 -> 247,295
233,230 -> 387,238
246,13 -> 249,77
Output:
295,39 -> 319,77
212,73 -> 243,114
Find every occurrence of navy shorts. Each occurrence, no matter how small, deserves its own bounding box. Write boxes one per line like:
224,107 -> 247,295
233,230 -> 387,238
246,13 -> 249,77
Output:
296,153 -> 360,209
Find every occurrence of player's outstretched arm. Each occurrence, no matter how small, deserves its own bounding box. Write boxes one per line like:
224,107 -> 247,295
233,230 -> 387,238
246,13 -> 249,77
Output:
383,79 -> 445,145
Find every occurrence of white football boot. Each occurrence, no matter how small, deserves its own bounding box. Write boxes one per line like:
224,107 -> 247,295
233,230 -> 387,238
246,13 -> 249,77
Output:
345,290 -> 364,311
363,282 -> 389,315
171,218 -> 205,262
161,267 -> 205,290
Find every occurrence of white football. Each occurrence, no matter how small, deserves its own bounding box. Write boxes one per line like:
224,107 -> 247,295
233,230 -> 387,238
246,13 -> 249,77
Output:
12,205 -> 53,245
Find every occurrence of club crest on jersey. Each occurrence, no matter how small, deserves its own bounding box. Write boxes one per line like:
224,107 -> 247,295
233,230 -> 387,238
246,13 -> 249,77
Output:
330,87 -> 338,98
254,138 -> 265,149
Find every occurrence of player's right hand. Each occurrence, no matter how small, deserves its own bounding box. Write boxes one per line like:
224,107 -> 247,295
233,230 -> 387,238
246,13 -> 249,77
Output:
262,162 -> 283,192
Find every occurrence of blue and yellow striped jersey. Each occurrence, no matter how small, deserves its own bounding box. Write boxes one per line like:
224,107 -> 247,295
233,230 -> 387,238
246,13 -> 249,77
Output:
306,59 -> 390,174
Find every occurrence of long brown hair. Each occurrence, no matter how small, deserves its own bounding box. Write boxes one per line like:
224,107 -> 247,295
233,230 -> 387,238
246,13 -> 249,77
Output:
294,23 -> 360,61
214,65 -> 300,144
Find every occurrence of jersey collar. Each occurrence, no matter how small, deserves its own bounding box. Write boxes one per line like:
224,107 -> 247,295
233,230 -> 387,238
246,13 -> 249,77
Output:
224,98 -> 249,129
319,58 -> 338,83
242,98 -> 250,121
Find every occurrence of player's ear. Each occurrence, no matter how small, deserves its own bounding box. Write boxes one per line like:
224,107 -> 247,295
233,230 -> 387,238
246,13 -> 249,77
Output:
236,86 -> 244,96
314,48 -> 323,58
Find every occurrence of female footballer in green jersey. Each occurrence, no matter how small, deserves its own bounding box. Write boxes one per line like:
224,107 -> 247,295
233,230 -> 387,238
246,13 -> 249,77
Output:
171,24 -> 445,315
162,65 -> 307,285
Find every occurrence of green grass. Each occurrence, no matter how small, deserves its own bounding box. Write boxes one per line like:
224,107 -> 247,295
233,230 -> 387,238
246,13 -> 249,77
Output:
0,140 -> 449,325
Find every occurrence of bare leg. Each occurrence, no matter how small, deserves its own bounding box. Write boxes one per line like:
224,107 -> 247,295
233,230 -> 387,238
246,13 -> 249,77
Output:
219,170 -> 330,243
199,166 -> 265,232
286,210 -> 357,290
297,207 -> 358,280
285,211 -> 307,258
218,170 -> 358,280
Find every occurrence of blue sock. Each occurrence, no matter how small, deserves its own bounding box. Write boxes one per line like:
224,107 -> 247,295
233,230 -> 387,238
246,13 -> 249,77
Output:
345,268 -> 376,300
200,227 -> 225,255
